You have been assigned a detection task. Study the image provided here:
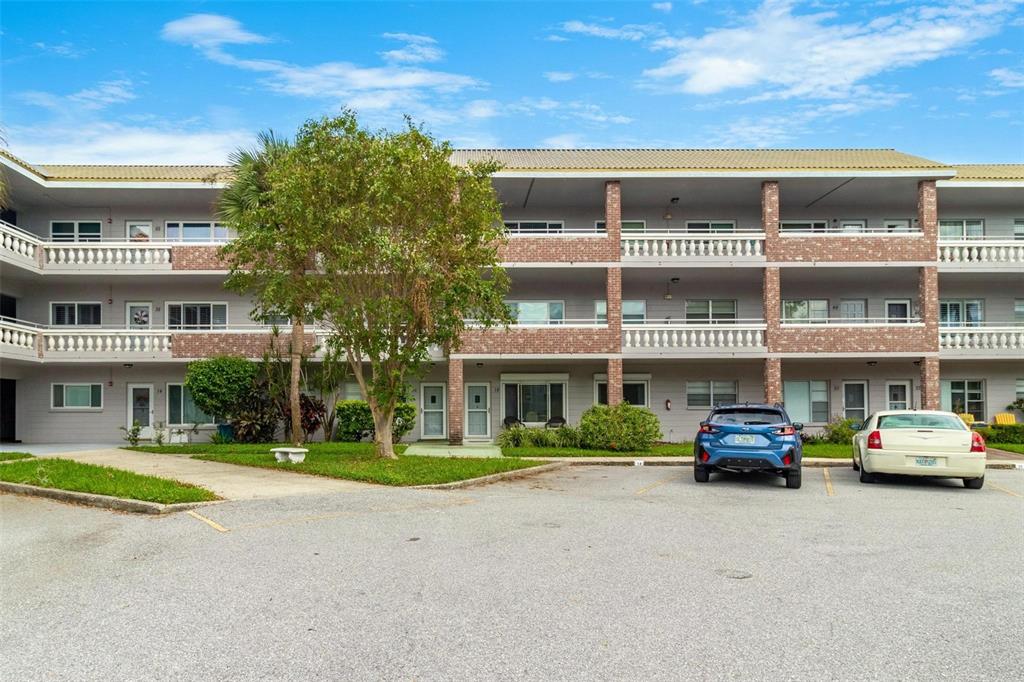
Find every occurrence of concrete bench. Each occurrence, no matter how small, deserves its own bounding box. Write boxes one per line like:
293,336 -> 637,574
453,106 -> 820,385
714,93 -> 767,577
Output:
271,447 -> 308,463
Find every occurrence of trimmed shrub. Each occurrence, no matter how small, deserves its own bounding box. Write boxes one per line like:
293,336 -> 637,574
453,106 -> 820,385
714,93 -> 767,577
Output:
578,403 -> 661,452
821,417 -> 860,444
280,393 -> 325,441
231,385 -> 279,444
976,424 -> 1024,445
335,400 -> 416,443
184,356 -> 258,422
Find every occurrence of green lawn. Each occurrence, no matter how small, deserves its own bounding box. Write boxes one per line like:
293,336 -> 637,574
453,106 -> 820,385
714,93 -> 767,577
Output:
0,452 -> 34,462
801,443 -> 854,459
127,442 -> 405,456
0,458 -> 218,504
989,443 -> 1024,455
502,443 -> 694,458
190,449 -> 543,486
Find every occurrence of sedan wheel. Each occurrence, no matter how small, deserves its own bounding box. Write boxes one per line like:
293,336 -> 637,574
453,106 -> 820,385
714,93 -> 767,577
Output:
859,461 -> 876,484
963,476 -> 984,490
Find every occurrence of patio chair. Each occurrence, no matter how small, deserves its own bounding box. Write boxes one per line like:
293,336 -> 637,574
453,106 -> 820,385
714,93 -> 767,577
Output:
544,417 -> 567,429
502,416 -> 523,429
957,413 -> 974,426
993,413 -> 1018,426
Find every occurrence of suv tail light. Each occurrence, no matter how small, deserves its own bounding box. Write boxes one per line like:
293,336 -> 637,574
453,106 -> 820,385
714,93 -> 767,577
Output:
700,424 -> 719,434
773,426 -> 796,436
698,449 -> 710,463
782,450 -> 793,466
867,430 -> 883,450
971,431 -> 986,453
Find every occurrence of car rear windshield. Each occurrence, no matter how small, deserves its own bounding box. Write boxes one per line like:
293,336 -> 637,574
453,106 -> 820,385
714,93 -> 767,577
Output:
710,409 -> 786,426
877,414 -> 967,430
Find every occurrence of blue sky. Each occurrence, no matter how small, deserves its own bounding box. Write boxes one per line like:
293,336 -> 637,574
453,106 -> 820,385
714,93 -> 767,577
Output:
2,1 -> 1023,164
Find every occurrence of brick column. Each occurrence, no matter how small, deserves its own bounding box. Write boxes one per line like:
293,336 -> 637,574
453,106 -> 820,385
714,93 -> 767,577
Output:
917,179 -> 938,251
920,357 -> 940,410
918,266 -> 939,351
447,359 -> 464,445
761,180 -> 780,259
764,358 -> 783,405
762,266 -> 780,349
606,265 -> 622,332
605,180 -> 621,243
607,357 -> 623,406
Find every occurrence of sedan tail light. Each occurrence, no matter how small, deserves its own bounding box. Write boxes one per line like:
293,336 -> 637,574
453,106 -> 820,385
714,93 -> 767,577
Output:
971,431 -> 986,453
867,430 -> 883,450
773,426 -> 796,436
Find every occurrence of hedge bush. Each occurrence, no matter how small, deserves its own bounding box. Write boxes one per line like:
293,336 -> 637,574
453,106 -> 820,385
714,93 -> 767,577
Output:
821,417 -> 860,444
335,400 -> 416,443
184,356 -> 258,422
496,425 -> 581,449
578,403 -> 661,452
976,424 -> 1024,444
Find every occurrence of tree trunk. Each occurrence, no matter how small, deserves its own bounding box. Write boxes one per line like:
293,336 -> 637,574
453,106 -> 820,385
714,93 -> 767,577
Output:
372,403 -> 398,459
290,320 -> 304,446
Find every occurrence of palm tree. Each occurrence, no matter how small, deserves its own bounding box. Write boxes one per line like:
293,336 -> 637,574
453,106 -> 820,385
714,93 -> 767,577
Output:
217,131 -> 308,446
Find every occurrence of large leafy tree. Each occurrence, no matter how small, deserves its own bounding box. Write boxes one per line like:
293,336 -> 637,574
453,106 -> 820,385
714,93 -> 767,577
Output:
267,112 -> 511,457
218,131 -> 320,446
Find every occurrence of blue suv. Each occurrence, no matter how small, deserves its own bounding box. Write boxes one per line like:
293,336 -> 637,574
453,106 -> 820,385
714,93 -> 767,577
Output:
693,404 -> 803,489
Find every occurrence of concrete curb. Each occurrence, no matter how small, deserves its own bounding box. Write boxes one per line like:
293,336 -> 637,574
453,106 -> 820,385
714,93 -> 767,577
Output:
414,461 -> 569,490
520,457 -> 1019,470
0,481 -> 222,514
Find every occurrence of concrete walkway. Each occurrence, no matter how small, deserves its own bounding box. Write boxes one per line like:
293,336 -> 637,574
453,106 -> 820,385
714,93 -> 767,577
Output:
404,442 -> 502,458
31,448 -> 375,500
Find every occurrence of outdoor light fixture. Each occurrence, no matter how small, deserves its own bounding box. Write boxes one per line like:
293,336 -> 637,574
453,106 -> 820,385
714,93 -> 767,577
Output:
665,399 -> 672,411
476,362 -> 483,367
866,361 -> 878,367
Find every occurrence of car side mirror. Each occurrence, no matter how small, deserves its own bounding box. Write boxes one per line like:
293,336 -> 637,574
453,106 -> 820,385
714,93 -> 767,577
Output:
793,422 -> 804,431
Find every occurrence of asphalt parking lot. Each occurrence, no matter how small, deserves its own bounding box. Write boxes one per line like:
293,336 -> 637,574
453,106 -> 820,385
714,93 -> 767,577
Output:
2,465 -> 1022,681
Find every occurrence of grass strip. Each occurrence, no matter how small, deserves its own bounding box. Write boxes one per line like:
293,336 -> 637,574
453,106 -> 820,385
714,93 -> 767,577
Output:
128,442 -> 405,456
0,458 -> 218,504
0,452 -> 34,462
988,443 -> 1024,455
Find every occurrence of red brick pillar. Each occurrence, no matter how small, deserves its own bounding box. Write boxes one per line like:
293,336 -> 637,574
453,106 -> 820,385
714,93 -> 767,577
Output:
605,180 -> 621,243
920,357 -> 940,410
918,266 -> 939,351
606,265 -> 622,330
762,266 -> 780,349
918,179 -> 938,251
447,359 -> 464,445
764,358 -> 782,405
607,357 -> 623,406
761,180 -> 780,259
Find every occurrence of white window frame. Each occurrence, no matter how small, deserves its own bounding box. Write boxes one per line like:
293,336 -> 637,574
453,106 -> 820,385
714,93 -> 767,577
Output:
49,220 -> 103,242
166,382 -> 216,426
838,219 -> 867,233
593,300 -> 607,323
419,382 -> 448,440
164,220 -> 228,243
1015,378 -> 1024,402
685,220 -> 736,233
782,299 -> 829,323
684,299 -> 738,323
594,219 -> 646,233
51,382 -> 103,410
1014,219 -> 1024,241
500,373 -> 568,427
164,301 -> 229,330
685,380 -> 739,410
882,218 -> 912,233
622,300 -> 647,324
1015,299 -> 1024,323
50,301 -> 103,327
841,380 -> 869,422
780,220 -> 829,233
941,379 -> 985,417
885,299 -> 913,323
593,373 -> 651,408
939,219 -> 985,239
126,301 -> 153,329
783,380 -> 830,424
939,299 -> 984,327
502,220 -> 565,235
506,300 -> 565,325
125,220 -> 153,241
885,380 -> 913,411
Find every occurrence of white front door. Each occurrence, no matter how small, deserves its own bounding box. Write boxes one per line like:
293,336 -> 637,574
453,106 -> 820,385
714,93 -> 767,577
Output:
465,383 -> 491,440
842,381 -> 868,422
126,302 -> 152,329
127,383 -> 155,439
886,381 -> 912,410
420,383 -> 447,439
839,299 -> 866,322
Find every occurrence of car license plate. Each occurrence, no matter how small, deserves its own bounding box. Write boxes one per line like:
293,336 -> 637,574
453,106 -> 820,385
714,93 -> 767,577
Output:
734,435 -> 756,445
914,456 -> 938,467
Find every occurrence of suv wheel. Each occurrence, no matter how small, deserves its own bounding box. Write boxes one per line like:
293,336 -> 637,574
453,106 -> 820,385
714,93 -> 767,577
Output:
694,466 -> 710,483
786,469 -> 801,489
963,476 -> 984,490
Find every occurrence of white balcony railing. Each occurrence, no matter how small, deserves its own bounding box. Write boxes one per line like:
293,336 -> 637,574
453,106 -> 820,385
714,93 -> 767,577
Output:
0,220 -> 41,268
44,242 -> 173,269
621,233 -> 765,259
781,317 -> 922,327
939,325 -> 1024,352
623,321 -> 766,352
938,238 -> 1024,265
43,330 -> 173,355
464,318 -> 607,328
0,318 -> 40,358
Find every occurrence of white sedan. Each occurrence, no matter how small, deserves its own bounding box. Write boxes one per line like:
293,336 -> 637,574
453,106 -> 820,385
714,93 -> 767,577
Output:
852,410 -> 987,489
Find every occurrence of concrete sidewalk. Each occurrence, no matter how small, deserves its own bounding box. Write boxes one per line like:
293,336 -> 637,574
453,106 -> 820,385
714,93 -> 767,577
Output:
32,448 -> 376,500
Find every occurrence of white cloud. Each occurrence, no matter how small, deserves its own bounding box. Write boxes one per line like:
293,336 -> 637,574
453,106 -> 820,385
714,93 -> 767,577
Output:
6,121 -> 253,164
380,33 -> 444,63
542,133 -> 587,148
560,20 -> 658,41
644,0 -> 1022,101
32,41 -> 88,58
161,13 -> 270,50
990,67 -> 1024,87
544,34 -> 570,42
652,2 -> 673,13
17,79 -> 136,111
544,71 -> 575,82
464,99 -> 501,119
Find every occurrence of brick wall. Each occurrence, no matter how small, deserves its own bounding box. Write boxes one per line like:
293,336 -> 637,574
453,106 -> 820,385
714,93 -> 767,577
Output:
766,235 -> 934,262
606,266 -> 622,331
458,327 -> 619,355
605,180 -> 621,243
498,237 -> 619,262
918,266 -> 939,352
771,325 -> 933,354
920,356 -> 940,409
763,266 -> 780,346
171,332 -> 316,359
761,181 -> 779,239
764,357 -> 782,404
447,358 -> 464,444
606,357 -> 623,405
171,246 -> 230,270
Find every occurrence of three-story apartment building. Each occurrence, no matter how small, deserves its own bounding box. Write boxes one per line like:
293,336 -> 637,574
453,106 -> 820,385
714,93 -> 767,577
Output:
1,148 -> 1021,444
